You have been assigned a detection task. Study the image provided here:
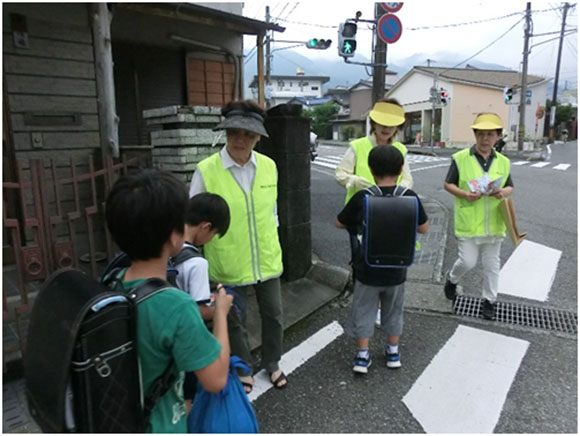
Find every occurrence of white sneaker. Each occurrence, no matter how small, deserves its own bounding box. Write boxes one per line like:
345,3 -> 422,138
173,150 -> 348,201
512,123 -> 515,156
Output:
375,308 -> 381,327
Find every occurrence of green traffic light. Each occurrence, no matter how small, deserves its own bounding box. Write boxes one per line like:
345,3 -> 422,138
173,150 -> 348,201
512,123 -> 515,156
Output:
308,38 -> 318,48
342,41 -> 353,54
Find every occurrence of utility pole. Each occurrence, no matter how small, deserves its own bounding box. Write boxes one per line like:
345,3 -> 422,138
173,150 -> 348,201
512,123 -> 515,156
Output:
372,3 -> 387,104
517,2 -> 531,152
549,2 -> 570,142
265,6 -> 271,108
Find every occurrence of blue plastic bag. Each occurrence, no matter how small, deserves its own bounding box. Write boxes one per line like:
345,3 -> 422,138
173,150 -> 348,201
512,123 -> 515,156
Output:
187,356 -> 259,433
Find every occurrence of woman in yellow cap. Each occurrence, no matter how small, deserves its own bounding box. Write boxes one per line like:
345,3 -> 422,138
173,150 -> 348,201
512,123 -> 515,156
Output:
335,98 -> 413,204
443,113 -> 514,320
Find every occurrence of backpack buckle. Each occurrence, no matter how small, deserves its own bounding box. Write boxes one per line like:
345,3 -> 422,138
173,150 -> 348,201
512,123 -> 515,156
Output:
94,357 -> 112,378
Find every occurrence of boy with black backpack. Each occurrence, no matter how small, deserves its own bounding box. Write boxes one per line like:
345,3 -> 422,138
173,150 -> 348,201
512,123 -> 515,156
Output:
105,169 -> 233,432
335,145 -> 429,374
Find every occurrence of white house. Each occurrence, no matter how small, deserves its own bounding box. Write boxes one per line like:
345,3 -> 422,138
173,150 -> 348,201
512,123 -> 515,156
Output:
249,69 -> 329,107
386,66 -> 551,148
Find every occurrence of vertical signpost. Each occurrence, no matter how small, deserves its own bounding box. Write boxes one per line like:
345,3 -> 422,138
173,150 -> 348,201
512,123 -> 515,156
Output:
372,3 -> 403,105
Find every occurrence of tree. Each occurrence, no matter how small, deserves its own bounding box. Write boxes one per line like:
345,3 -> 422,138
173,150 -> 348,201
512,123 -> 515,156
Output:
303,102 -> 340,139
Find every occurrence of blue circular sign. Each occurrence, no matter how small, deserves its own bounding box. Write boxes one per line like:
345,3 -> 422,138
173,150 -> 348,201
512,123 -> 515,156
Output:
377,13 -> 402,44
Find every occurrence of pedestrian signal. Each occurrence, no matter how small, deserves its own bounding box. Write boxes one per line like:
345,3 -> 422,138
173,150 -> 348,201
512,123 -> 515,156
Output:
338,21 -> 357,58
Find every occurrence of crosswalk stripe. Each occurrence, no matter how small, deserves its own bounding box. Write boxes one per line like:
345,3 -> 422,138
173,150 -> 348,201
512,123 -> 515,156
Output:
312,160 -> 338,170
553,163 -> 571,171
248,321 -> 344,402
403,325 -> 529,434
512,161 -> 530,166
499,240 -> 562,301
530,162 -> 551,168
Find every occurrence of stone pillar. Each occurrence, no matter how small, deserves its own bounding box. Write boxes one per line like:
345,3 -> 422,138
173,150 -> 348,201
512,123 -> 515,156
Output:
142,106 -> 224,184
257,104 -> 311,281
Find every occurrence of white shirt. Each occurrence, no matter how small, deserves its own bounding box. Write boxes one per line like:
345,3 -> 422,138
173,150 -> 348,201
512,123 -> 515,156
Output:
189,146 -> 278,224
174,243 -> 211,304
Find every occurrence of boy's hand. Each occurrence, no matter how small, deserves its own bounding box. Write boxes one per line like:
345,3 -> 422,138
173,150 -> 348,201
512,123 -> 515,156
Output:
214,284 -> 233,315
464,191 -> 482,202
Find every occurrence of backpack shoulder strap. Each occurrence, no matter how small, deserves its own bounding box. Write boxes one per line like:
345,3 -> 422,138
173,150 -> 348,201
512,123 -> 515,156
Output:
128,278 -> 173,304
393,185 -> 409,197
170,245 -> 202,267
363,185 -> 383,197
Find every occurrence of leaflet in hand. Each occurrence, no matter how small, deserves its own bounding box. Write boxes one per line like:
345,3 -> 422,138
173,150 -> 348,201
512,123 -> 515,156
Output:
467,174 -> 503,195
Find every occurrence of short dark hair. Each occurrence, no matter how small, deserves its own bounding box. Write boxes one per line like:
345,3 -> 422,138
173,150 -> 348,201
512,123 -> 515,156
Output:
105,169 -> 188,261
368,144 -> 404,177
185,193 -> 230,237
222,100 -> 266,119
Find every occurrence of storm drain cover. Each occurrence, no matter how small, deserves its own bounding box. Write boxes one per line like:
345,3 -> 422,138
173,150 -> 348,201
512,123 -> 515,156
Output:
453,295 -> 577,334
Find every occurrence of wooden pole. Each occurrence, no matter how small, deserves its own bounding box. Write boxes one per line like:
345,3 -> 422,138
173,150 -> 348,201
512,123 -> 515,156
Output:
90,4 -> 120,158
257,32 -> 265,108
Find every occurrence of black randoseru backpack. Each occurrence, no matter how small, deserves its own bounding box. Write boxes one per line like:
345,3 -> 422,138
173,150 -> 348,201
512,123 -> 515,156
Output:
24,269 -> 174,433
362,185 -> 419,268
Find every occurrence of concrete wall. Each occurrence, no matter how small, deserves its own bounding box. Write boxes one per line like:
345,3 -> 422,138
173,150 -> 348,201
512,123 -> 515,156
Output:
349,88 -> 373,120
449,83 -> 509,145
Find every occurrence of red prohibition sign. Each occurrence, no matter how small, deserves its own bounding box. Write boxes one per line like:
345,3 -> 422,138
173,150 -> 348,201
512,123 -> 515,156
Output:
377,14 -> 403,44
380,3 -> 404,13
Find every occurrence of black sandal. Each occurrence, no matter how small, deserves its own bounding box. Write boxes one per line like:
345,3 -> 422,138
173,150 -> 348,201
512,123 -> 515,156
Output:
269,371 -> 288,389
241,381 -> 254,394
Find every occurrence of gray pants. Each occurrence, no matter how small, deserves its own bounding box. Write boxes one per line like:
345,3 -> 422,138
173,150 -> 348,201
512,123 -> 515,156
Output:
228,278 -> 283,374
345,280 -> 405,339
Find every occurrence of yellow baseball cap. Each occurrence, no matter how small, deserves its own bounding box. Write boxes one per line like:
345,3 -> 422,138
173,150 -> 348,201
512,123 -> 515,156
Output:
369,102 -> 405,127
471,113 -> 503,130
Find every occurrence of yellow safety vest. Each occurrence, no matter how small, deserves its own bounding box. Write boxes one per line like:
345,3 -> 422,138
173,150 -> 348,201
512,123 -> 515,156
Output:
452,148 -> 510,237
197,151 -> 283,285
344,137 -> 408,204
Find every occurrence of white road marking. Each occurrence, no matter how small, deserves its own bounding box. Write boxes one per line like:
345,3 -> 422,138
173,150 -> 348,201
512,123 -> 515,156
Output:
512,161 -> 530,166
553,163 -> 571,171
499,239 -> 562,301
403,325 -> 529,434
410,163 -> 450,172
312,160 -> 339,170
530,162 -> 551,168
248,320 -> 344,402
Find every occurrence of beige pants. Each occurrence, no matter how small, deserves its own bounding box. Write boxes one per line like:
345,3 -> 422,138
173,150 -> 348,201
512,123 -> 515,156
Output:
449,239 -> 502,303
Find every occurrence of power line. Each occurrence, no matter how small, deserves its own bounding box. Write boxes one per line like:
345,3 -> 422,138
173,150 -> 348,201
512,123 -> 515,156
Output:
282,2 -> 300,22
273,3 -> 290,21
448,17 -> 524,70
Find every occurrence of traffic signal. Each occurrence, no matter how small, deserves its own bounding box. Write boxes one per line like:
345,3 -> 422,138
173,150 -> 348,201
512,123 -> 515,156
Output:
440,89 -> 449,105
338,20 -> 357,58
306,38 -> 332,50
504,87 -> 514,103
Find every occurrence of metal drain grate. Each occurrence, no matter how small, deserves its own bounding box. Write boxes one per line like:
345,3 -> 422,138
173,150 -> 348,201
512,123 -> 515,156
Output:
453,295 -> 578,334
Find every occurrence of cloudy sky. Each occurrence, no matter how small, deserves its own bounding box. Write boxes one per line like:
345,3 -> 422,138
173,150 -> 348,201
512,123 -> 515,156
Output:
241,1 -> 578,87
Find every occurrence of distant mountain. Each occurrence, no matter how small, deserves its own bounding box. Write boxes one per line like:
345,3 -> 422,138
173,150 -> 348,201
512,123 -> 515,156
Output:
243,49 -> 516,96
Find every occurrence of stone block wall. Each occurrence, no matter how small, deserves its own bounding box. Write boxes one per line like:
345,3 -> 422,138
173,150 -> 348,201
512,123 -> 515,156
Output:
143,105 -> 224,184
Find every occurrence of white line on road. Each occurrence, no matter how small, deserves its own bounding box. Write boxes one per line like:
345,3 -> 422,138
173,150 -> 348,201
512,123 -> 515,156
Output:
410,163 -> 450,172
530,162 -> 551,168
248,320 -> 344,402
499,239 -> 562,301
403,325 -> 529,434
512,161 -> 531,166
312,160 -> 339,170
553,163 -> 571,171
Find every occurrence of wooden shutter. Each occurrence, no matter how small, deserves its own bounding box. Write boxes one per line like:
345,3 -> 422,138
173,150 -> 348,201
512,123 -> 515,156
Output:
187,58 -> 235,106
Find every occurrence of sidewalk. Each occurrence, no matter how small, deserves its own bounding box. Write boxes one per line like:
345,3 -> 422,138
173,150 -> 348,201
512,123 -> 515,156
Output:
2,198 -> 449,433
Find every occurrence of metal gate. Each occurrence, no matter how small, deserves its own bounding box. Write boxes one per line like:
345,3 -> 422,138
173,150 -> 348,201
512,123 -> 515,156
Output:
3,154 -> 150,366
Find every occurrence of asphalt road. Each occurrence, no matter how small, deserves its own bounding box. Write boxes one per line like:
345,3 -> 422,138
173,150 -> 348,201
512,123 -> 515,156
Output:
251,141 -> 578,433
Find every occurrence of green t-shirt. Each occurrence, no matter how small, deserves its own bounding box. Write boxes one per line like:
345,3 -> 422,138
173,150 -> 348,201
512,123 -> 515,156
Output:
121,276 -> 221,433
